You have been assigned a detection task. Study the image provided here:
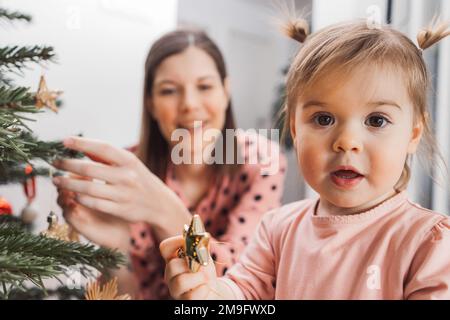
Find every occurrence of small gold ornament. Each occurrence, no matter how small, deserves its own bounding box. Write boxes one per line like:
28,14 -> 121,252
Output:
35,75 -> 62,113
40,211 -> 79,242
85,277 -> 131,300
178,214 -> 211,273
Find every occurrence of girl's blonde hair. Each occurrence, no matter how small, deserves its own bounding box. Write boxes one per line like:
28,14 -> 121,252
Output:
282,18 -> 450,192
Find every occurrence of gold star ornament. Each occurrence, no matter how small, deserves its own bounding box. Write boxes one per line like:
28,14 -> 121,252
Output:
35,75 -> 62,113
177,214 -> 211,273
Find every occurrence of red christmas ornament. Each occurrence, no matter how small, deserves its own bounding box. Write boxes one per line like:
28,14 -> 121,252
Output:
24,164 -> 33,175
0,197 -> 13,215
23,164 -> 36,199
21,164 -> 38,224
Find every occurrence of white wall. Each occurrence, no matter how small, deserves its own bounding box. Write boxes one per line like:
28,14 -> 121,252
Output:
313,0 -> 387,30
178,0 -> 291,130
0,0 -> 177,228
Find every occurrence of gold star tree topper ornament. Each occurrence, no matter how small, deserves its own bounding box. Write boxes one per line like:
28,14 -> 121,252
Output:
178,214 -> 211,273
40,211 -> 79,242
35,75 -> 62,113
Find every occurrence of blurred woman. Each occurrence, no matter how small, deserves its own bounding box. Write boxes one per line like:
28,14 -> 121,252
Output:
53,29 -> 286,299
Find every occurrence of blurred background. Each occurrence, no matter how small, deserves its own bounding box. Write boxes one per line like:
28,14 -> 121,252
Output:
0,0 -> 448,232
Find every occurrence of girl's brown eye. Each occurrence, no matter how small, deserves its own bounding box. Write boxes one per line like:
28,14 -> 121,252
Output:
314,114 -> 335,126
365,115 -> 389,128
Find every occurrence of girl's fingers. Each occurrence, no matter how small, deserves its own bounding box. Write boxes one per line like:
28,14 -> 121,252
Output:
179,283 -> 212,300
53,159 -> 121,184
161,237 -> 216,300
75,194 -> 119,216
160,236 -> 185,262
164,258 -> 190,283
53,176 -> 120,202
170,272 -> 208,300
63,136 -> 133,167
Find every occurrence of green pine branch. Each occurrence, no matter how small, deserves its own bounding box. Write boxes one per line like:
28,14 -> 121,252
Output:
0,220 -> 126,299
0,130 -> 84,164
0,104 -> 43,163
4,285 -> 85,300
0,46 -> 55,72
0,164 -> 58,185
0,74 -> 13,86
0,5 -> 117,301
0,85 -> 36,107
18,131 -> 84,162
0,215 -> 25,229
0,8 -> 31,23
0,103 -> 40,134
0,85 -> 63,113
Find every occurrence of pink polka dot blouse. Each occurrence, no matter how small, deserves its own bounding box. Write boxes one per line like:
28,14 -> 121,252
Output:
128,132 -> 287,299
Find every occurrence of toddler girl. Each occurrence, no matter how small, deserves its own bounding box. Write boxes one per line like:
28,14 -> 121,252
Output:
160,19 -> 450,300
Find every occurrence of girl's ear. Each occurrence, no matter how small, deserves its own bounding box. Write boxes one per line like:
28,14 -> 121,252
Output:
407,119 -> 424,154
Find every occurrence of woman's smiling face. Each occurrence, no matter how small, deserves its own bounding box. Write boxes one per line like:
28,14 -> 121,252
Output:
290,65 -> 423,209
150,46 -> 230,159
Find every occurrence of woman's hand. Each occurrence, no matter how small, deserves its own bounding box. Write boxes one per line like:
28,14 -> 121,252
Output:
160,235 -> 232,300
57,180 -> 131,252
52,136 -> 191,240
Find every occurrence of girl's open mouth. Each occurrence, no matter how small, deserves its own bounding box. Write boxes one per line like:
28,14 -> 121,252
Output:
330,169 -> 364,188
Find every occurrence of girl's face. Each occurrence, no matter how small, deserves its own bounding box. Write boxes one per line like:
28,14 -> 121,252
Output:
290,65 -> 423,210
150,46 -> 230,159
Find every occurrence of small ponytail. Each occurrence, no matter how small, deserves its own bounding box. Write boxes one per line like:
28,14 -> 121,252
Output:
282,18 -> 309,44
417,19 -> 450,50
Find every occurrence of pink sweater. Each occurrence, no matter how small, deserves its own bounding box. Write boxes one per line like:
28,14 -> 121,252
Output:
222,191 -> 450,299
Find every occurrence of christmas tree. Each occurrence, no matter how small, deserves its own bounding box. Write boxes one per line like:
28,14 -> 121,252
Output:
0,6 -> 125,299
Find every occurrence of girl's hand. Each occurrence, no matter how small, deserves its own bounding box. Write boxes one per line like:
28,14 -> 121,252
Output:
57,178 -> 131,252
160,235 -> 226,300
52,136 -> 191,240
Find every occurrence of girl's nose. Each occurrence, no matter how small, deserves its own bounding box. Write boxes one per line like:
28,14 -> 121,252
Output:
332,126 -> 364,153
